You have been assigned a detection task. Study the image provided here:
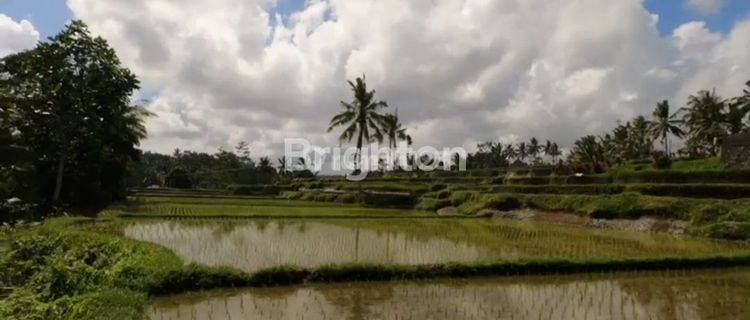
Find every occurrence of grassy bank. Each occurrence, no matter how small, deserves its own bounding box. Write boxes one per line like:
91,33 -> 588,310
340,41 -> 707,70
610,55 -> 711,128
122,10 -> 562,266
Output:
446,192 -> 750,239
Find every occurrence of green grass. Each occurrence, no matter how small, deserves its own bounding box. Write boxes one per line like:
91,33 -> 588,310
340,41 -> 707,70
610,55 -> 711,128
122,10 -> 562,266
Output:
671,157 -> 725,171
105,195 -> 430,218
451,192 -> 750,239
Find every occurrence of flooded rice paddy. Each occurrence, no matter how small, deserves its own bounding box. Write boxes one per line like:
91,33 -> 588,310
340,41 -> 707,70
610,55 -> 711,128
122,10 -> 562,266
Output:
122,219 -> 750,273
148,267 -> 750,320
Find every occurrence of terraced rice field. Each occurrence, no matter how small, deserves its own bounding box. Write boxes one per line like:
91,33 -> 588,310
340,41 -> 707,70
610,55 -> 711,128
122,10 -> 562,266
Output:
122,218 -> 750,273
111,196 -> 429,218
148,267 -> 750,320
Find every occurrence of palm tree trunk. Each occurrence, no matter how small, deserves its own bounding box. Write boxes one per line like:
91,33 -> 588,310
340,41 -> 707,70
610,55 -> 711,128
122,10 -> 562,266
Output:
356,129 -> 363,171
52,145 -> 68,203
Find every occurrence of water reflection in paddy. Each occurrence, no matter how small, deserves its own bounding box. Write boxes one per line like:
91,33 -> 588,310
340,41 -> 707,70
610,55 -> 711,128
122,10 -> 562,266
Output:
122,219 -> 750,273
148,268 -> 750,320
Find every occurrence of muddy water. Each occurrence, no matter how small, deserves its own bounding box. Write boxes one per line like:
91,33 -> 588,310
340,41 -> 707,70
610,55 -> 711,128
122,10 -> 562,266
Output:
122,219 -> 750,273
148,268 -> 750,320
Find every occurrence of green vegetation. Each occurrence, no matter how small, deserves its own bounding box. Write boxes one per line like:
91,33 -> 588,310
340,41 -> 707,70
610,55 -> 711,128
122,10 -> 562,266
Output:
104,195 -> 429,218
1,21 -> 147,213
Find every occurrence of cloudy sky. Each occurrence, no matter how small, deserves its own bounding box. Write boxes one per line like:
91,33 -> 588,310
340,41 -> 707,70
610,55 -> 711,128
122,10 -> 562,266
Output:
1,0 -> 749,157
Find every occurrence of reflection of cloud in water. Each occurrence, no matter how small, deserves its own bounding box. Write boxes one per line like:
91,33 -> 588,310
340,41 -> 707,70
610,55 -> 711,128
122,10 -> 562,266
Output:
149,269 -> 750,320
124,221 -> 497,272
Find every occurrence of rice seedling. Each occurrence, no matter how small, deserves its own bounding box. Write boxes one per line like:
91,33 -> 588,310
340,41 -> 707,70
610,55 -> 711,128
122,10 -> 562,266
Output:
121,218 -> 750,273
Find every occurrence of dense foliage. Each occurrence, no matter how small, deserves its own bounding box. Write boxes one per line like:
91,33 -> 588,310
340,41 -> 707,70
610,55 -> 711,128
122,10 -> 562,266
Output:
0,21 -> 147,212
126,146 -> 308,189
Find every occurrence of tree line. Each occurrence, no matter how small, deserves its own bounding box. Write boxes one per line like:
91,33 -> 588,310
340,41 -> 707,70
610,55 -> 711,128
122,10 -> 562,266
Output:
569,85 -> 750,166
466,83 -> 750,170
129,144 -> 314,189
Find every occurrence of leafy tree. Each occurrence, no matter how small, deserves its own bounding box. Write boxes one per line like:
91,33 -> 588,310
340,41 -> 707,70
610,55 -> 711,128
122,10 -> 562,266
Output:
648,100 -> 684,155
570,135 -> 604,164
164,166 -> 192,189
468,141 -> 508,168
0,20 -> 147,207
327,75 -> 389,170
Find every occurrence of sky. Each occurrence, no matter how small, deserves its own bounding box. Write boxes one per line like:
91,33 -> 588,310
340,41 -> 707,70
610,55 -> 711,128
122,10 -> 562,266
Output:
1,0 -> 749,157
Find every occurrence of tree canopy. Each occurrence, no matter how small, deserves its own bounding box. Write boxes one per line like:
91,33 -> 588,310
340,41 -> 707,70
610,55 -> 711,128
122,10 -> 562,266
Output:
0,20 -> 147,209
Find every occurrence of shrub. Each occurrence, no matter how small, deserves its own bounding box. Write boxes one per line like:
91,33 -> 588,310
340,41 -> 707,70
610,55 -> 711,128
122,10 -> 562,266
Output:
449,191 -> 482,206
651,152 -> 672,169
228,184 -> 288,196
430,183 -> 447,192
415,198 -> 451,211
164,167 -> 192,189
360,192 -> 416,208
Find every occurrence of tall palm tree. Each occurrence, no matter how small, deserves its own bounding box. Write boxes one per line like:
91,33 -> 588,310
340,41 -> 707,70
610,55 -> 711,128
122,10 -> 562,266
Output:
502,144 -> 517,164
516,142 -> 528,164
381,111 -> 411,169
724,100 -> 748,135
682,89 -> 727,156
548,142 -> 562,164
611,122 -> 630,161
327,75 -> 389,170
629,116 -> 653,159
528,137 -> 540,163
648,100 -> 684,155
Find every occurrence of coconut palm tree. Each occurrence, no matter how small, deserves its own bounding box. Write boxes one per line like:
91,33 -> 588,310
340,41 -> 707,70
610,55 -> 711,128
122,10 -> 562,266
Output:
528,137 -> 540,163
629,116 -> 653,159
682,89 -> 727,156
611,122 -> 630,161
327,75 -> 389,170
548,142 -> 562,164
381,111 -> 411,169
648,100 -> 684,155
724,100 -> 748,135
516,142 -> 528,164
502,144 -> 517,163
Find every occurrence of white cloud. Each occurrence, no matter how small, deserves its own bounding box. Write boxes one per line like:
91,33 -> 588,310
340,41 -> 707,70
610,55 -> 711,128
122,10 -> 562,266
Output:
64,0 -> 750,156
685,0 -> 725,15
0,14 -> 39,58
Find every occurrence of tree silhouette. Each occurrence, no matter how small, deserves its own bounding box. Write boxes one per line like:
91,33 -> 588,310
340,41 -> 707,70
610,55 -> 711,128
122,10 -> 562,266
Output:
648,100 -> 684,155
327,75 -> 389,171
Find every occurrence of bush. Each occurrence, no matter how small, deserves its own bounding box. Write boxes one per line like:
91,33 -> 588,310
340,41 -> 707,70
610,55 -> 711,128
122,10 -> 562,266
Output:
164,167 -> 192,189
228,184 -> 289,196
651,152 -> 672,169
415,198 -> 451,211
360,192 -> 416,208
